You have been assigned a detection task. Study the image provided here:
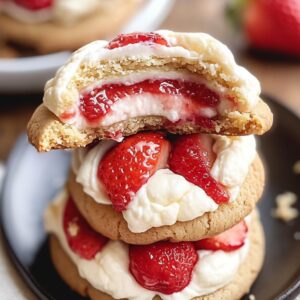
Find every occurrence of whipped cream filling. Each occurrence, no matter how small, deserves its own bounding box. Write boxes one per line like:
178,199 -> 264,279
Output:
44,190 -> 249,300
64,70 -> 228,129
1,0 -> 113,25
73,134 -> 256,233
43,31 -> 261,123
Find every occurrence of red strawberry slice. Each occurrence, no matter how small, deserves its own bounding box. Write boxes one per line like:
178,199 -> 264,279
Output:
14,0 -> 53,10
63,197 -> 108,260
194,220 -> 248,252
98,132 -> 170,212
129,241 -> 198,294
106,32 -> 169,50
168,134 -> 229,204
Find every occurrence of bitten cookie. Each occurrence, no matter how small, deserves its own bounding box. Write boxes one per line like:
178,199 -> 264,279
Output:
28,99 -> 272,152
27,30 -> 273,152
0,0 -> 141,53
49,209 -> 265,300
68,154 -> 265,244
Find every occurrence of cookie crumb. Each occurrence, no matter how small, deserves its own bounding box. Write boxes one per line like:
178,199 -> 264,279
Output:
294,232 -> 300,240
249,294 -> 256,300
272,192 -> 299,222
293,160 -> 300,174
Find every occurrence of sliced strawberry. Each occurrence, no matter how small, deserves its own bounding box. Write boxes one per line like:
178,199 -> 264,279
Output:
14,0 -> 53,10
106,32 -> 169,50
98,132 -> 170,212
194,220 -> 248,252
129,241 -> 198,294
168,134 -> 229,204
63,197 -> 108,260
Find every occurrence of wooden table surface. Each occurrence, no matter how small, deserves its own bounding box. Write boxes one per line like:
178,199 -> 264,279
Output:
0,0 -> 299,161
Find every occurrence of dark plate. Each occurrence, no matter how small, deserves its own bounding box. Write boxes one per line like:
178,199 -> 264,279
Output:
1,97 -> 300,300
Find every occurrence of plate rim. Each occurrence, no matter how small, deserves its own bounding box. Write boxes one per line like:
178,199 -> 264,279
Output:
0,96 -> 299,300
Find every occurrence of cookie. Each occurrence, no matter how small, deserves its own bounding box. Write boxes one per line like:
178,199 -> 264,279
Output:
49,209 -> 265,300
27,30 -> 273,152
0,0 -> 141,54
27,100 -> 272,152
67,155 -> 265,244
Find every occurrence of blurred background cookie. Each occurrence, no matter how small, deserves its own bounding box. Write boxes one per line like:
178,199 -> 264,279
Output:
0,0 -> 143,54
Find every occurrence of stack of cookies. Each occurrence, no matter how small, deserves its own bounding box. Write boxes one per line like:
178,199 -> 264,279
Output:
27,30 -> 273,300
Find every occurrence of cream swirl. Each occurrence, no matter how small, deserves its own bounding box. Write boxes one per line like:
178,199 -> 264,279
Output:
72,134 -> 256,233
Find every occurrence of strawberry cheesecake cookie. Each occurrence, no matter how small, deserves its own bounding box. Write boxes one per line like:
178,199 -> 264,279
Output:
45,189 -> 265,300
66,131 -> 264,244
27,31 -> 273,152
0,0 -> 141,53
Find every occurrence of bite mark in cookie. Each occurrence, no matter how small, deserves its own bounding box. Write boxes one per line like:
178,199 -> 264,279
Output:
27,30 -> 273,151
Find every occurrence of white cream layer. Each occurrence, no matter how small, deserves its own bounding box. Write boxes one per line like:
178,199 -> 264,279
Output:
73,134 -> 256,233
44,190 -> 249,300
1,0 -> 112,25
43,30 -> 261,124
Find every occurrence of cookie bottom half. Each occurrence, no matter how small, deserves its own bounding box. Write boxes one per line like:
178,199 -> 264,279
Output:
49,209 -> 265,300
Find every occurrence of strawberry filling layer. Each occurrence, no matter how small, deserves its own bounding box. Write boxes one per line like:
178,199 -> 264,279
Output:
60,196 -> 248,294
78,79 -> 222,127
96,132 -> 229,212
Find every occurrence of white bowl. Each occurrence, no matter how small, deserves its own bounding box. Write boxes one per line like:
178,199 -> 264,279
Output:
0,0 -> 174,93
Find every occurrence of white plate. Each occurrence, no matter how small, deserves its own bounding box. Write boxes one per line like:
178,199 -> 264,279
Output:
0,0 -> 174,93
